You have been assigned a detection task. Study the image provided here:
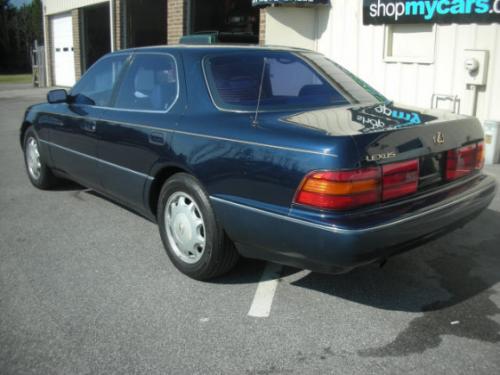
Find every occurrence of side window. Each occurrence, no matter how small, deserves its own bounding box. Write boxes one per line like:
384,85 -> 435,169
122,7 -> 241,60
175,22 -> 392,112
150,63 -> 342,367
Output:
71,55 -> 128,107
205,52 -> 349,111
114,54 -> 178,112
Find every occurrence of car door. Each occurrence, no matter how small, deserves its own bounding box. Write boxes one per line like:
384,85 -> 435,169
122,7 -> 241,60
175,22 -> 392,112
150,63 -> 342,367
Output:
49,54 -> 129,188
95,52 -> 185,210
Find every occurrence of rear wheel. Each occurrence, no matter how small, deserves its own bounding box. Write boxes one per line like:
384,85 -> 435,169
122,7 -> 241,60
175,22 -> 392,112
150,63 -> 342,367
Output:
23,128 -> 58,189
158,173 -> 239,280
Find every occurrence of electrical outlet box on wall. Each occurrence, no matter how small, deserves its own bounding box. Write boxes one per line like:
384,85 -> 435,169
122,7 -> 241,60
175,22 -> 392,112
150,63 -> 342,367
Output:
464,49 -> 489,86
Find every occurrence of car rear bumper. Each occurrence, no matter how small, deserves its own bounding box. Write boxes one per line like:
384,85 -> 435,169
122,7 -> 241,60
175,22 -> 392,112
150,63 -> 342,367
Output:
211,174 -> 497,274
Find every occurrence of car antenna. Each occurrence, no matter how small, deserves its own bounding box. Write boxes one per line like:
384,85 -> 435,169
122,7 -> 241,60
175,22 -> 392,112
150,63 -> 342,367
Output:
252,57 -> 267,127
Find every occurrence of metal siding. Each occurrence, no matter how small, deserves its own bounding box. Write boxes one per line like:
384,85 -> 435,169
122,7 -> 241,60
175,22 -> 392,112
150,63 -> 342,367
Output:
314,0 -> 500,123
44,0 -> 108,15
265,7 -> 317,50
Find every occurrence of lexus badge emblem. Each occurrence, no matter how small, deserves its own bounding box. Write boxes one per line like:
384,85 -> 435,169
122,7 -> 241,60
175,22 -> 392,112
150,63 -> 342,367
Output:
433,131 -> 445,145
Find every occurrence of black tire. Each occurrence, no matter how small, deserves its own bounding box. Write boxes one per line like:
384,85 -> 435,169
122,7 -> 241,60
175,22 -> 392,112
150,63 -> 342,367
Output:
158,173 -> 239,280
23,128 -> 59,189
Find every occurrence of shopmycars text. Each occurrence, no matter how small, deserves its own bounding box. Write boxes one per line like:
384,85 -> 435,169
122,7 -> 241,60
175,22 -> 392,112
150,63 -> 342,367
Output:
366,0 -> 500,22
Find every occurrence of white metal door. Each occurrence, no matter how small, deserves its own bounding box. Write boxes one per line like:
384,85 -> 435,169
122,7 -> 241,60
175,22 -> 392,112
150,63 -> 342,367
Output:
51,13 -> 76,87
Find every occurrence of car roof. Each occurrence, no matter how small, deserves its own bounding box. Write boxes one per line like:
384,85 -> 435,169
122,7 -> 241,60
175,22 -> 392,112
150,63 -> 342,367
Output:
112,44 -> 313,55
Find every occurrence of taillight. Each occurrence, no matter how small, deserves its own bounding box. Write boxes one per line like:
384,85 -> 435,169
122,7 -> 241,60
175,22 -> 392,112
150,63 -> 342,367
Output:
382,159 -> 419,201
446,141 -> 484,181
295,168 -> 380,210
294,159 -> 419,211
476,141 -> 485,170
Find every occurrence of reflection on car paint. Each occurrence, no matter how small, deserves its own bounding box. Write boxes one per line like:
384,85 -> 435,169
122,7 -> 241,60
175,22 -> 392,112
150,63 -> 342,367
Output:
349,103 -> 437,133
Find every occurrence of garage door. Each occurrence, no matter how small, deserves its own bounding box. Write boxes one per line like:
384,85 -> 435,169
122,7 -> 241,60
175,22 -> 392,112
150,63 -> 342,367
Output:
51,13 -> 76,87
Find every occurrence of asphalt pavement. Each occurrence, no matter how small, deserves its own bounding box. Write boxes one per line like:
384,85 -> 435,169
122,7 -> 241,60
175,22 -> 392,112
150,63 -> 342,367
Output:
1,84 -> 499,375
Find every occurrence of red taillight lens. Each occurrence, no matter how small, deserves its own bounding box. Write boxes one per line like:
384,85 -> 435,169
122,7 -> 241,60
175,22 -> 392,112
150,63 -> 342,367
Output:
382,159 -> 419,201
446,142 -> 484,181
294,160 -> 420,211
295,168 -> 381,210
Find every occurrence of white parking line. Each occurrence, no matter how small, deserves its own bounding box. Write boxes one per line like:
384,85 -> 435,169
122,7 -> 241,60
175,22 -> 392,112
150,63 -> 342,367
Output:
248,263 -> 283,318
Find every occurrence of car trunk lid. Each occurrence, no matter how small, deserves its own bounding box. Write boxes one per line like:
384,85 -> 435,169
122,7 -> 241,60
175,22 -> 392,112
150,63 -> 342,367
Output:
284,102 -> 484,192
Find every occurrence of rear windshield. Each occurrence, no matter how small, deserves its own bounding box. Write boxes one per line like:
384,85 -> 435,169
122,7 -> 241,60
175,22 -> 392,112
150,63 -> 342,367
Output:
203,51 -> 385,112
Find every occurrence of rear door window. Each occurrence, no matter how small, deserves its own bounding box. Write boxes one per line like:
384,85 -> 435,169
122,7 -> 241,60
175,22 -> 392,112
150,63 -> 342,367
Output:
203,52 -> 349,111
114,53 -> 179,112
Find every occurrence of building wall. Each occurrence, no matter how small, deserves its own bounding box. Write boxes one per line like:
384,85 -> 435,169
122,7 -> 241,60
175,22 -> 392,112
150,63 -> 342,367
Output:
168,0 -> 188,45
113,0 -> 121,50
264,7 -> 318,50
43,14 -> 53,86
259,7 -> 266,46
167,0 -> 266,45
44,0 -> 109,15
72,9 -> 82,80
43,0 -> 270,86
44,0 -> 110,86
317,0 -> 500,123
265,1 -> 500,124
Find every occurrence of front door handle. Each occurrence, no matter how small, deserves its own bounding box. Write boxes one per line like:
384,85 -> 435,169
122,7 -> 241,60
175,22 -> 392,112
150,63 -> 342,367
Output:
39,114 -> 64,127
82,120 -> 97,133
149,131 -> 166,145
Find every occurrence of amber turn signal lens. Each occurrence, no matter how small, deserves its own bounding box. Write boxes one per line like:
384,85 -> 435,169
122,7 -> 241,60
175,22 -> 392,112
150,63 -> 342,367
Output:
294,167 -> 381,210
476,141 -> 485,170
302,177 -> 378,196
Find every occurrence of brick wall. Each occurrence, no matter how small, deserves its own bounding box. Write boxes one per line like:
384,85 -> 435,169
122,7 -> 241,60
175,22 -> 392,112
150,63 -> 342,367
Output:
167,0 -> 187,45
167,1 -> 265,45
72,9 -> 82,80
113,0 -> 121,50
44,0 -> 265,86
259,8 -> 267,46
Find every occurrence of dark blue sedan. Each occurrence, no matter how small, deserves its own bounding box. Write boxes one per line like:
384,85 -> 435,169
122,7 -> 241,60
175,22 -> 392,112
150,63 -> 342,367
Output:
21,46 -> 497,280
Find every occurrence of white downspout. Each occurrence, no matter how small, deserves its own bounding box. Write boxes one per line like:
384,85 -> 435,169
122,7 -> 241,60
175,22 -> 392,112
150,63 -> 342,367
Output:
470,84 -> 479,118
109,0 -> 115,51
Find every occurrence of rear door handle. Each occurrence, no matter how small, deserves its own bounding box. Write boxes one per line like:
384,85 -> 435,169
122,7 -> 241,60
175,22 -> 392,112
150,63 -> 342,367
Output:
82,120 -> 97,133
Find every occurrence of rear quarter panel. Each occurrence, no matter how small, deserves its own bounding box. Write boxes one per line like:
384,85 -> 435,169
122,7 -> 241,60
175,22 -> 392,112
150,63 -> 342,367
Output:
170,50 -> 361,212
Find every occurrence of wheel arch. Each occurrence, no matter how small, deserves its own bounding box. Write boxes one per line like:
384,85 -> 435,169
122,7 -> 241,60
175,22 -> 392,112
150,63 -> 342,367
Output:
147,165 -> 191,218
20,121 -> 33,148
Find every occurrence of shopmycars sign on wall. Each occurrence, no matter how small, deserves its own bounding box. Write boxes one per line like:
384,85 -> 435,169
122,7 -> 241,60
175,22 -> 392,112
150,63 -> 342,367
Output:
252,0 -> 329,6
363,0 -> 500,24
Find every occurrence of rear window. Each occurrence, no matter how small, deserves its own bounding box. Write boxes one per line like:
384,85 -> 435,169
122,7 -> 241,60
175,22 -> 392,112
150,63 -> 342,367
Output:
114,54 -> 178,112
204,52 -> 349,111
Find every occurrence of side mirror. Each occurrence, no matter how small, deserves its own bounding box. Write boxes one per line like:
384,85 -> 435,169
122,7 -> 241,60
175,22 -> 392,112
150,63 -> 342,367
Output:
47,89 -> 68,104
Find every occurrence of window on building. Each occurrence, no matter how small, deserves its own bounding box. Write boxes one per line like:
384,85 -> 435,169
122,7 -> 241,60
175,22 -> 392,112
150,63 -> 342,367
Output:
190,0 -> 259,44
114,54 -> 178,112
70,55 -> 128,107
384,24 -> 436,64
121,0 -> 167,48
81,3 -> 111,72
